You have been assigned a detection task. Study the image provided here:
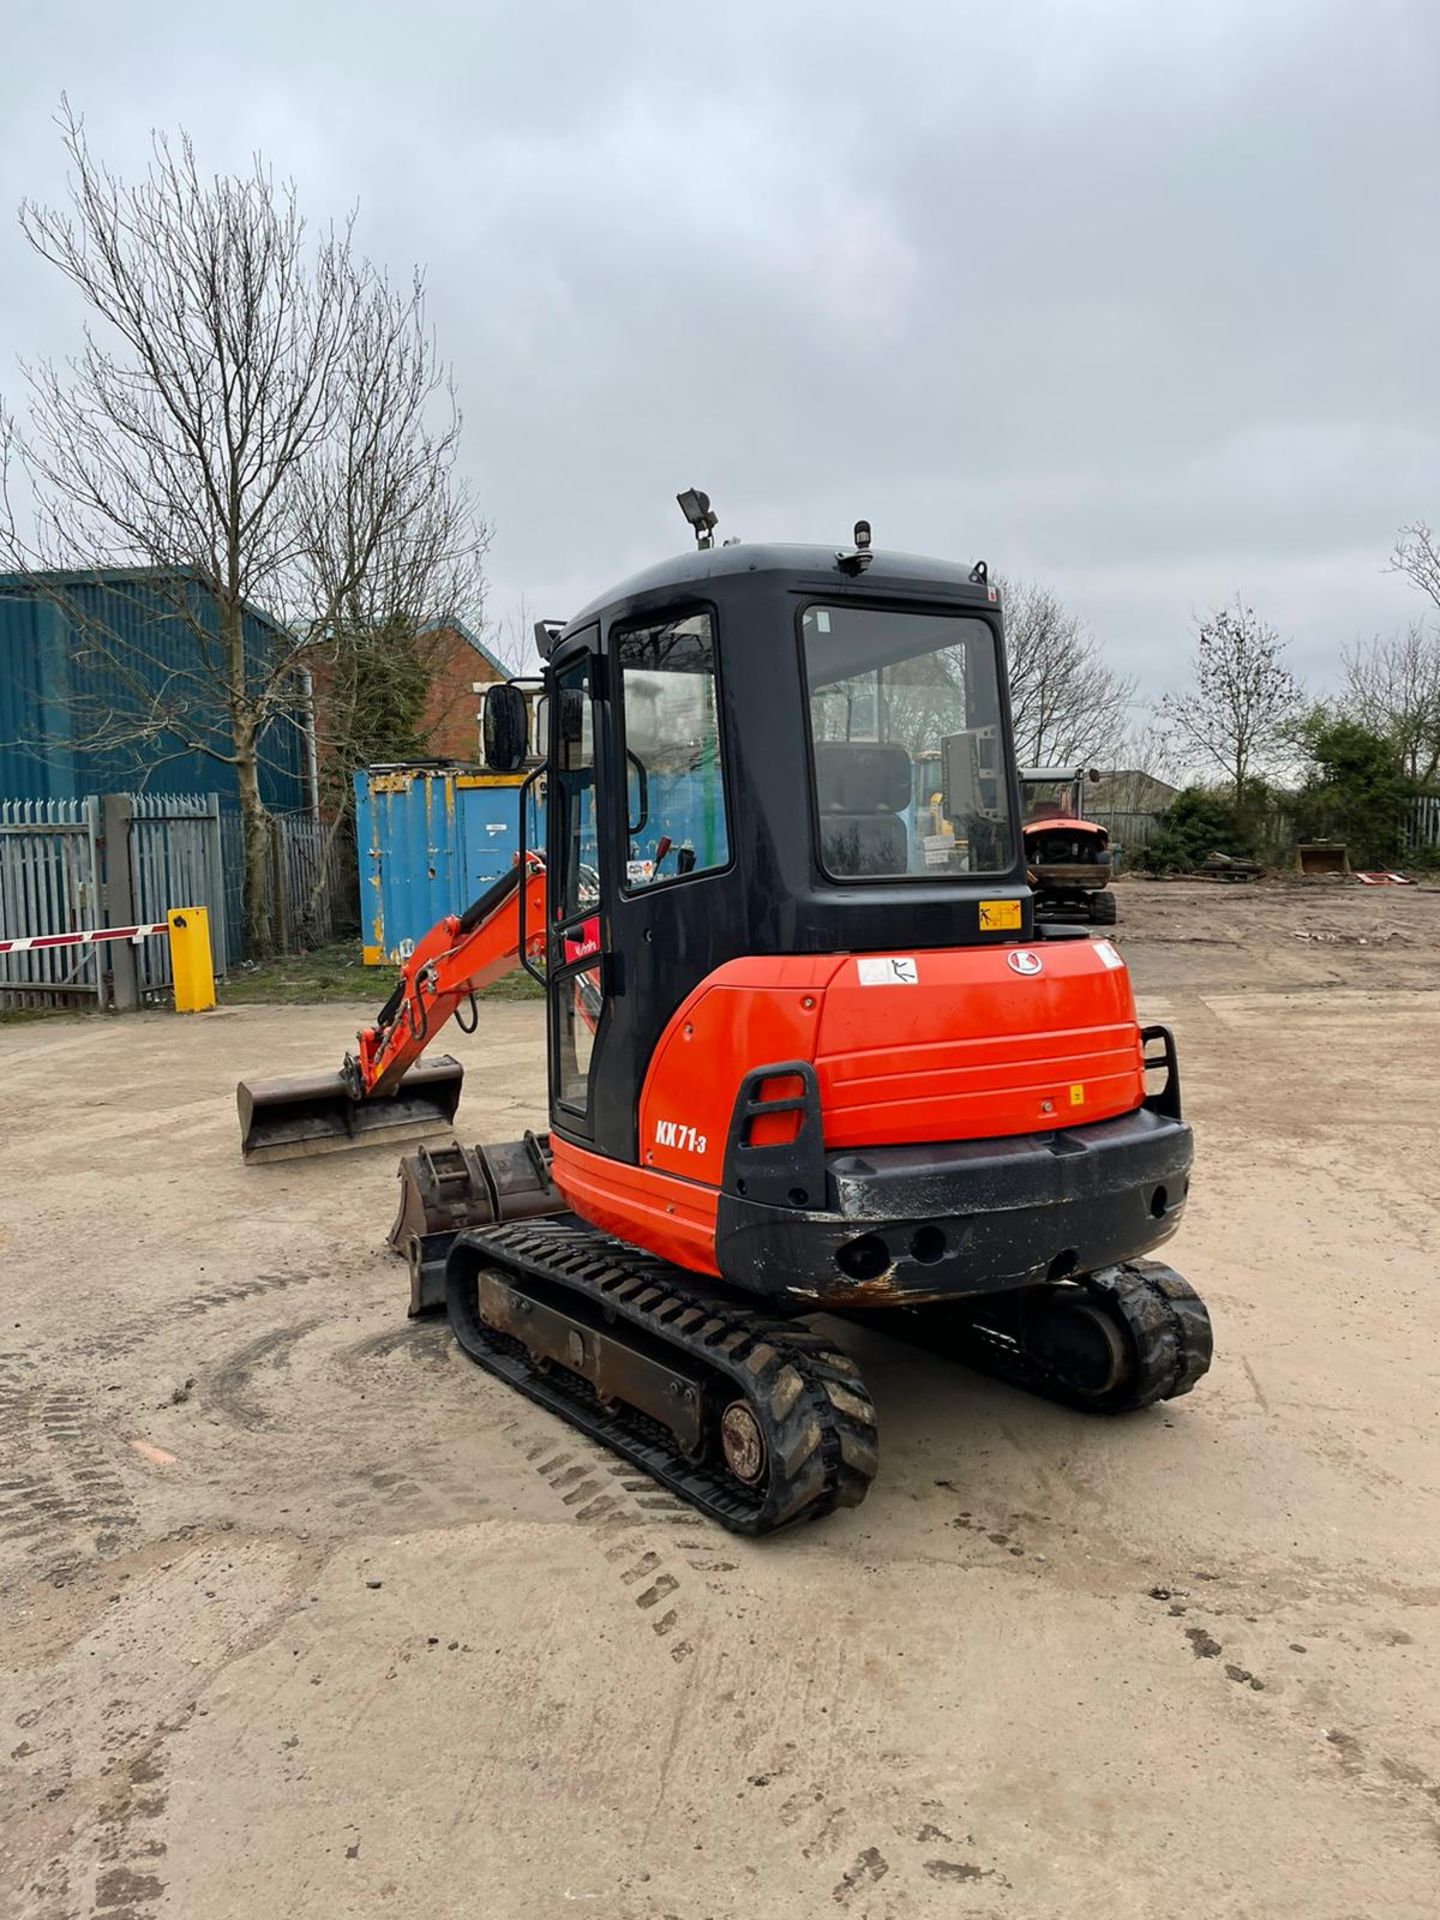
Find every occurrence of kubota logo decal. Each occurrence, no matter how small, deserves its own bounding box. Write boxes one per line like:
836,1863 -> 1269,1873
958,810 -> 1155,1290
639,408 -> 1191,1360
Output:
563,915 -> 602,965
1007,949 -> 1043,976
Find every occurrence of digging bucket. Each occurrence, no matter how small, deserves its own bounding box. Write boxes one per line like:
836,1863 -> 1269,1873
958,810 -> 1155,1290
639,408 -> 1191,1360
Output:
237,1055 -> 464,1162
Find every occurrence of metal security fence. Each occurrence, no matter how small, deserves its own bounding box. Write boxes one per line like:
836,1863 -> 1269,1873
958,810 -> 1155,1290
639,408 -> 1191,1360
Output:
219,807 -> 354,955
126,793 -> 230,996
1,789 -> 355,1007
0,798 -> 104,1005
273,811 -> 352,948
219,809 -> 246,970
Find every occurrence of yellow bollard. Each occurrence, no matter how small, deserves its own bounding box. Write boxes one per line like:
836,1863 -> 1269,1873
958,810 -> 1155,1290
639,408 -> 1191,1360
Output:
167,907 -> 216,1013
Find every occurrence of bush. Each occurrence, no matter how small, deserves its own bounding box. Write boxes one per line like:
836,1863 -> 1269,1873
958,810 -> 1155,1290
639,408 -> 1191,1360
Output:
1141,787 -> 1259,873
1292,716 -> 1417,869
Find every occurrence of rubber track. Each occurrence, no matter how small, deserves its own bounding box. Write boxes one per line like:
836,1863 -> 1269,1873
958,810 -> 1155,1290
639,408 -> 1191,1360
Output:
445,1219 -> 878,1534
926,1259 -> 1213,1413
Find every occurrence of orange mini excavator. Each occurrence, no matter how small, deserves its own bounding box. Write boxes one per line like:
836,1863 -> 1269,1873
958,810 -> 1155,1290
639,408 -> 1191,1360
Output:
238,502 -> 1211,1533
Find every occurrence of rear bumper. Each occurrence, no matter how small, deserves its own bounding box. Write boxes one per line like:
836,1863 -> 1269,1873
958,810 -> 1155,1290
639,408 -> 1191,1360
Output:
714,1105 -> 1193,1307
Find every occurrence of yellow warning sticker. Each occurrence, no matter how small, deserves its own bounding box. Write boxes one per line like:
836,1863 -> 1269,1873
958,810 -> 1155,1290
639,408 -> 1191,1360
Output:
979,899 -> 1022,931
1070,1084 -> 1085,1106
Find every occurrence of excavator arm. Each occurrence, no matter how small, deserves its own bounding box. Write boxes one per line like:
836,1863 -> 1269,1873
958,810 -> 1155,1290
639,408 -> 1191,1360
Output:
237,855 -> 547,1160
350,856 -> 547,1096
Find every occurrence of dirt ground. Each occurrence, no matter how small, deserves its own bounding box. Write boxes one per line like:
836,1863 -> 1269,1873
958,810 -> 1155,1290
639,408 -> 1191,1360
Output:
2,878 -> 1438,1920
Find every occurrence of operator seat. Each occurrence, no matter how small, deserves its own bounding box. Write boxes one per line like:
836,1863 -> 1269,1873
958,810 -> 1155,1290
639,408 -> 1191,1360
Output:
813,740 -> 912,877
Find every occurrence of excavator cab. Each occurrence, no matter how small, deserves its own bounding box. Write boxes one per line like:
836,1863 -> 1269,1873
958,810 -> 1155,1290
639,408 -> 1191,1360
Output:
240,509 -> 1212,1533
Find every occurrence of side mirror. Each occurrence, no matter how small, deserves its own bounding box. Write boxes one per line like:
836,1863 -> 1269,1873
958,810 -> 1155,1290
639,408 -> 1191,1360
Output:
482,683 -> 528,773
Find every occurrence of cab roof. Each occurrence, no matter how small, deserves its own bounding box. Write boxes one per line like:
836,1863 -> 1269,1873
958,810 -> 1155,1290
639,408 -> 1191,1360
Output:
561,541 -> 999,642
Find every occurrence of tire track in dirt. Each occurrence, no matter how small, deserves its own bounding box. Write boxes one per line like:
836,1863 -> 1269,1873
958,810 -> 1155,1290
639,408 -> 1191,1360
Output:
87,1733 -> 173,1920
720,1690 -> 1009,1910
7,1685 -> 80,1920
202,1318 -> 326,1430
0,1350 -> 139,1579
503,1424 -> 700,1661
73,1268 -> 322,1366
4,1273 -> 334,1577
318,1318 -> 511,1535
0,1353 -> 54,1551
494,1406 -> 1011,1904
5,1271 -> 367,1582
5,1657 -> 179,1920
124,1313 -> 514,1542
333,1317 -> 455,1376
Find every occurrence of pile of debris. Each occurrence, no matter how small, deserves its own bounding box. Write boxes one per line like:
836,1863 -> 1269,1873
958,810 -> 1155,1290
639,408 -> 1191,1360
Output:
1199,851 -> 1262,882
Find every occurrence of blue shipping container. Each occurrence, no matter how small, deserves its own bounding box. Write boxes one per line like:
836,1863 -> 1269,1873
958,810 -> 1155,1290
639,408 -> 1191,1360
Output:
355,765 -> 539,962
354,762 -> 728,962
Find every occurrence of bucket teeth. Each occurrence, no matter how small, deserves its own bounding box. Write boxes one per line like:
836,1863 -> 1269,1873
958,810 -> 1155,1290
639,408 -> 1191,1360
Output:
237,1056 -> 464,1162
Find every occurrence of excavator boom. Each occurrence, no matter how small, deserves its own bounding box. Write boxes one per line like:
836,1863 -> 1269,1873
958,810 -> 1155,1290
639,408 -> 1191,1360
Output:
236,856 -> 546,1161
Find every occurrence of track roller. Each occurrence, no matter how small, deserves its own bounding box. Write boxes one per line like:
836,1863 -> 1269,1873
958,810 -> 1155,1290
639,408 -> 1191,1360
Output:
445,1219 -> 878,1534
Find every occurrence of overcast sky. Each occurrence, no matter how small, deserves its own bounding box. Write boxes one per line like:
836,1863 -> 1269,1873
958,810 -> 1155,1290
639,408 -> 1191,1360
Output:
2,0 -> 1437,718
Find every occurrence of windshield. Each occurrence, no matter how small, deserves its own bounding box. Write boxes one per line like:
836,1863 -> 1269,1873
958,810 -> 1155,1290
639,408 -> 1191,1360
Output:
802,605 -> 1014,879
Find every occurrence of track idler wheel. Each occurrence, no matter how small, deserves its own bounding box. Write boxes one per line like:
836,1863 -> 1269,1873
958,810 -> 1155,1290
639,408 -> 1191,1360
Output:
1024,1293 -> 1131,1401
909,1260 -> 1213,1413
719,1400 -> 768,1486
1017,1261 -> 1213,1412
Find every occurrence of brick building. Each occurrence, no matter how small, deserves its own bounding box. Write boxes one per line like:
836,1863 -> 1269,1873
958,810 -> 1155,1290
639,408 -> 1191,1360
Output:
413,619 -> 510,760
308,618 -> 510,808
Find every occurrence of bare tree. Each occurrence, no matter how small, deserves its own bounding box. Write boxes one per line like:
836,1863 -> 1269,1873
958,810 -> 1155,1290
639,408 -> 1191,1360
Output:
998,576 -> 1135,767
1341,622 -> 1440,786
0,101 -> 486,953
1346,521 -> 1440,788
292,300 -> 488,926
1391,520 -> 1440,612
1096,722 -> 1183,812
1120,720 -> 1180,783
486,594 -> 541,676
1159,599 -> 1303,795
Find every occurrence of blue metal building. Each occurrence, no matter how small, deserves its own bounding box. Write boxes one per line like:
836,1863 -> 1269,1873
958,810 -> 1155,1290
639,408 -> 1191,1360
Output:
0,569 -> 310,810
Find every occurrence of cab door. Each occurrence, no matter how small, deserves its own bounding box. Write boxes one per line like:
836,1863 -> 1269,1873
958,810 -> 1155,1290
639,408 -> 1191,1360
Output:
545,639 -> 609,1142
588,607 -> 735,1165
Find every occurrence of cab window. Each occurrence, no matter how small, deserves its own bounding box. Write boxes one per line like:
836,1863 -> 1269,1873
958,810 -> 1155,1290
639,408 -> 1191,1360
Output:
616,611 -> 729,889
803,604 -> 1014,878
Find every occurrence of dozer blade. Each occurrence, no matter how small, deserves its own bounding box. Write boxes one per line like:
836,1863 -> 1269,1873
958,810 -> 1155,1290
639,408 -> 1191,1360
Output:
237,1055 -> 465,1163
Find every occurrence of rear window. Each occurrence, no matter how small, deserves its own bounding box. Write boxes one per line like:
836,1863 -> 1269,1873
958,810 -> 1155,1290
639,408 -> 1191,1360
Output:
803,604 -> 1014,879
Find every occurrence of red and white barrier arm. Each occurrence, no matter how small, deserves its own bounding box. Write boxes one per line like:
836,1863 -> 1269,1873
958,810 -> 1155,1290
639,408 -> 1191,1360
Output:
0,922 -> 169,955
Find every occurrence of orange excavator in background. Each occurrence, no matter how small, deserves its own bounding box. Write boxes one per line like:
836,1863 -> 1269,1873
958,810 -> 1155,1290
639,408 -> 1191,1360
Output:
1020,765 -> 1118,925
237,501 -> 1212,1534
